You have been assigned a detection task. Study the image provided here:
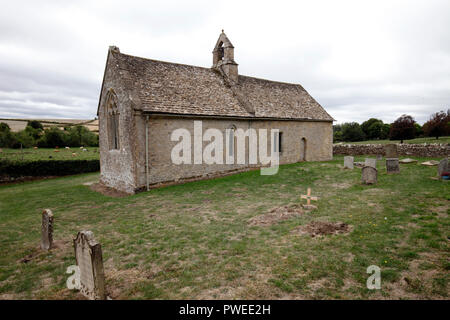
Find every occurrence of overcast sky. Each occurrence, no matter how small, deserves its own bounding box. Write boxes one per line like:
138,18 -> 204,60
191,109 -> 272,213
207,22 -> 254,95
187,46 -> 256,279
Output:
0,0 -> 449,124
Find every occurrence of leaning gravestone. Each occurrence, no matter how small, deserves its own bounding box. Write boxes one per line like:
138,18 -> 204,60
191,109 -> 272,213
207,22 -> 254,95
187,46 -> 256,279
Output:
73,231 -> 106,300
344,156 -> 354,169
386,158 -> 400,174
438,158 -> 449,179
385,144 -> 398,158
365,158 -> 377,168
362,166 -> 377,184
41,209 -> 53,251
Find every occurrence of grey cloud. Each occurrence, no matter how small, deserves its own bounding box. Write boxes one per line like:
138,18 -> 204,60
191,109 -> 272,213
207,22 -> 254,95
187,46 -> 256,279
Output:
0,0 -> 449,125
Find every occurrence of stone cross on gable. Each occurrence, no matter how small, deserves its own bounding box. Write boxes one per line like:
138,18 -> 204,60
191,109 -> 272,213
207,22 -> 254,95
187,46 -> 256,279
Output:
301,188 -> 319,206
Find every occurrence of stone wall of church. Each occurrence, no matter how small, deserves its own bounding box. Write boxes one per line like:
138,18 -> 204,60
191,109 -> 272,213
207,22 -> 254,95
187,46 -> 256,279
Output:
133,116 -> 332,189
98,51 -> 137,194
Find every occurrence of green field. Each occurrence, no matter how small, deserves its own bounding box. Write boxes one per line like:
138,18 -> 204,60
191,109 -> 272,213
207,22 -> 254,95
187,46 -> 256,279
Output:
340,136 -> 450,145
0,156 -> 448,299
0,148 -> 99,161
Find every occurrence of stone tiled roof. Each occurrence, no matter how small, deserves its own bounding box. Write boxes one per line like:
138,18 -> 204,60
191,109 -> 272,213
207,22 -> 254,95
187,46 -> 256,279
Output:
112,51 -> 333,121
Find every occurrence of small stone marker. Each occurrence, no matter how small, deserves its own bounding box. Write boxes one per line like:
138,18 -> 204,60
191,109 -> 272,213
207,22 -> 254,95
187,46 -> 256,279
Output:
376,154 -> 383,161
354,161 -> 365,168
74,231 -> 106,300
301,188 -> 319,210
386,158 -> 400,174
361,166 -> 377,184
344,156 -> 354,169
40,209 -> 54,251
385,144 -> 398,158
399,158 -> 417,164
421,160 -> 439,166
365,158 -> 377,168
438,158 -> 449,179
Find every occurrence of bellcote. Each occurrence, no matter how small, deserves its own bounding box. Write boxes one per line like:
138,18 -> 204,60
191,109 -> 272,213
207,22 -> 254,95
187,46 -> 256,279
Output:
212,30 -> 238,84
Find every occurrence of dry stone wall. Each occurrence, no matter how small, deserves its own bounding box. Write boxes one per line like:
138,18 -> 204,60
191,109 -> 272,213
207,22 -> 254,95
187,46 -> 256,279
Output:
333,143 -> 449,158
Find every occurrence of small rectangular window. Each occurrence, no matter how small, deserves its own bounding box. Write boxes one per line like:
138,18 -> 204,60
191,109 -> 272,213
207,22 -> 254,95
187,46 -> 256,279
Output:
278,132 -> 283,153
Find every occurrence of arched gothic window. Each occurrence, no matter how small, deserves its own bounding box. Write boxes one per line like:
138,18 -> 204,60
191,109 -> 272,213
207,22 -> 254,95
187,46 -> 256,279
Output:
105,90 -> 120,150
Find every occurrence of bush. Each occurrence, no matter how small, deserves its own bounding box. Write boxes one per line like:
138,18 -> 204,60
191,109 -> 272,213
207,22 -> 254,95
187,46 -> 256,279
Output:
0,159 -> 100,177
341,122 -> 366,142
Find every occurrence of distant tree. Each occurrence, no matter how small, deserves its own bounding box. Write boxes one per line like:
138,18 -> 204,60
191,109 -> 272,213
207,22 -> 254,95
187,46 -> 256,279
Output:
333,124 -> 343,142
27,120 -> 43,130
361,118 -> 386,140
0,122 -> 11,133
414,123 -> 424,137
389,114 -> 416,143
380,123 -> 390,140
423,110 -> 450,139
37,127 -> 67,148
0,122 -> 16,148
65,125 -> 99,147
11,131 -> 35,148
341,122 -> 366,142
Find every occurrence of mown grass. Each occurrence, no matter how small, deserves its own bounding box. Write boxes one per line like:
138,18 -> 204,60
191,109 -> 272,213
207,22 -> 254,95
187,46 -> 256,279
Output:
341,136 -> 450,145
0,148 -> 99,161
0,156 -> 448,299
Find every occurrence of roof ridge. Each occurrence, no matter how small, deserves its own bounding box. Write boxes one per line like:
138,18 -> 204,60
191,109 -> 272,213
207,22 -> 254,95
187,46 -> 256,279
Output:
118,51 -> 305,88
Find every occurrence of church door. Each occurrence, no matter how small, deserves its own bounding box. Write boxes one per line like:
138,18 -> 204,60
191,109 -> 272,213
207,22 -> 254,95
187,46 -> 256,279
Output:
300,138 -> 307,161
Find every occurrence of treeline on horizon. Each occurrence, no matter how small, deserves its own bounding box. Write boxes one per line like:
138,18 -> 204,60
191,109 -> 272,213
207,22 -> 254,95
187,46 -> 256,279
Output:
334,109 -> 450,143
0,120 -> 99,148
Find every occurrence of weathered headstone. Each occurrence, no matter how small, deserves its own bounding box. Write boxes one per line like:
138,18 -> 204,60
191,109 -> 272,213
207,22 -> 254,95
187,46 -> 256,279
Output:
344,156 -> 354,169
385,144 -> 398,158
40,209 -> 53,251
361,166 -> 377,184
438,158 -> 449,179
376,154 -> 383,161
386,158 -> 400,174
73,231 -> 106,300
365,158 -> 377,168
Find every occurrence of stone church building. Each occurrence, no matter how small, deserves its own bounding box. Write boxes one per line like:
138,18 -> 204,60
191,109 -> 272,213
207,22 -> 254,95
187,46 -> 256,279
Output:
97,32 -> 333,193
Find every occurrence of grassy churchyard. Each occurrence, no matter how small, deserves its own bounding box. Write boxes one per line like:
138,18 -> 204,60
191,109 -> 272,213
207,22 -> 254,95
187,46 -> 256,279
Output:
0,155 -> 448,299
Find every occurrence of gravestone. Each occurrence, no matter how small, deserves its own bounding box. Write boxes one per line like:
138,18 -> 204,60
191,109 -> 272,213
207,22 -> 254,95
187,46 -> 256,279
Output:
385,144 -> 398,158
361,166 -> 377,184
438,158 -> 449,179
41,209 -> 53,251
376,154 -> 383,161
386,158 -> 400,174
399,158 -> 417,164
365,158 -> 377,168
73,231 -> 106,300
344,156 -> 354,169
